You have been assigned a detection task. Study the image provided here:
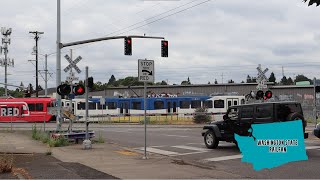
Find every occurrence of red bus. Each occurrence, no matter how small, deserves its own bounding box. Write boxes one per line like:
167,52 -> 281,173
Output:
0,97 -> 56,122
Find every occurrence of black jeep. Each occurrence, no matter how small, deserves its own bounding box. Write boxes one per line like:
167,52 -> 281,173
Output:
202,101 -> 308,149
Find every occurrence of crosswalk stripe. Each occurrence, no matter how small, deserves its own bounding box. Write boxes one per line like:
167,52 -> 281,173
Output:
305,146 -> 320,150
138,147 -> 180,155
203,155 -> 243,162
172,145 -> 209,152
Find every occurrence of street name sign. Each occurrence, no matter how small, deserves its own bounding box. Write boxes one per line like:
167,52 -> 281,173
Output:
138,59 -> 154,83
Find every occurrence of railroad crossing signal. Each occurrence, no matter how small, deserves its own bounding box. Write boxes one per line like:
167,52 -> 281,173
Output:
57,84 -> 85,96
64,54 -> 82,74
256,64 -> 268,90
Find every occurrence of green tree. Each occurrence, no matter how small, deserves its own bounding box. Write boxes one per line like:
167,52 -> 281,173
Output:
269,72 -> 276,83
228,79 -> 234,83
246,75 -> 252,83
281,76 -> 288,85
294,74 -> 312,84
287,77 -> 294,85
107,75 -> 116,86
214,79 -> 218,84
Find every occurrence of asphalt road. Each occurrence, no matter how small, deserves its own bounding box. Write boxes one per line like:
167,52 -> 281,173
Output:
2,122 -> 320,178
100,126 -> 320,179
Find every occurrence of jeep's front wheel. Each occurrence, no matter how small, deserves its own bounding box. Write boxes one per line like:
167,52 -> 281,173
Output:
204,130 -> 219,149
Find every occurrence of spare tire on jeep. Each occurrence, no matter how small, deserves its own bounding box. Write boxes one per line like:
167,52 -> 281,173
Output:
287,112 -> 304,121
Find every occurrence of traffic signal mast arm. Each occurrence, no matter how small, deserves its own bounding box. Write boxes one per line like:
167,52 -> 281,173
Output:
61,35 -> 165,48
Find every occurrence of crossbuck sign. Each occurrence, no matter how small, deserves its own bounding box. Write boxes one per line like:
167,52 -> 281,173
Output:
256,64 -> 268,90
64,54 -> 82,74
138,59 -> 154,83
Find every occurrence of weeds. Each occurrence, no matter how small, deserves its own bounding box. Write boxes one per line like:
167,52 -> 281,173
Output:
32,124 -> 69,147
0,154 -> 13,173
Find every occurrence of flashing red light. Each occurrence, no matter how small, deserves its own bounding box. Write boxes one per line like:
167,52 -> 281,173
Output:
74,84 -> 85,96
127,39 -> 131,44
265,90 -> 272,99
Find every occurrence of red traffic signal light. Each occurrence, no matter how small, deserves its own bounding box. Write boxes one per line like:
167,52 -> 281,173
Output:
73,84 -> 85,96
265,90 -> 272,99
161,40 -> 168,57
73,84 -> 86,96
57,84 -> 71,96
256,90 -> 264,100
124,37 -> 132,56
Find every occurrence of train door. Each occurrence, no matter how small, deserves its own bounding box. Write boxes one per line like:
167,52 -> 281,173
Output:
167,100 -> 177,114
119,101 -> 129,115
226,98 -> 239,108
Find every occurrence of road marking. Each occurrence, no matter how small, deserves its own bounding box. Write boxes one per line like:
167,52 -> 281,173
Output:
166,135 -> 189,138
172,145 -> 209,152
305,146 -> 320,150
114,150 -> 139,156
138,147 -> 179,155
203,154 -> 243,162
170,151 -> 210,156
202,146 -> 320,162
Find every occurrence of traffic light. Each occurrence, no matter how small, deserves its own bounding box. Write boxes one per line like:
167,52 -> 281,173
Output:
73,84 -> 85,96
161,40 -> 168,57
124,37 -> 132,55
256,90 -> 264,100
304,0 -> 320,6
265,90 -> 272,99
87,77 -> 94,89
57,84 -> 71,96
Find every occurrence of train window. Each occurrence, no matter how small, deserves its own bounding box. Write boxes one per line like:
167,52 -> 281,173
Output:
154,101 -> 164,109
89,103 -> 96,110
77,102 -> 85,110
28,104 -> 35,111
36,103 -> 44,111
97,104 -> 106,110
214,100 -> 224,108
191,100 -> 201,108
180,101 -> 190,109
132,102 -> 142,110
107,102 -> 117,109
203,100 -> 213,108
241,99 -> 245,105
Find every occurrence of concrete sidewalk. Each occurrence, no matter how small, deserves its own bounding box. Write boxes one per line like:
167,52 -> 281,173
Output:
0,131 -> 241,179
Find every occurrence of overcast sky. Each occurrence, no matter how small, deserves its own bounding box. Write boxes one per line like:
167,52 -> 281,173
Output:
1,0 -> 320,90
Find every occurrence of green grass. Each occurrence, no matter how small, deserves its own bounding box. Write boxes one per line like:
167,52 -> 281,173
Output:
32,124 -> 69,147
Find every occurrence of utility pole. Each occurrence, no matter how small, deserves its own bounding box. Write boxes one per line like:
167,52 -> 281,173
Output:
29,31 -> 44,97
0,27 -> 14,97
45,54 -> 48,97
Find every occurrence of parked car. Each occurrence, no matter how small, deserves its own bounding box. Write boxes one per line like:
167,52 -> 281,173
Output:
202,101 -> 308,149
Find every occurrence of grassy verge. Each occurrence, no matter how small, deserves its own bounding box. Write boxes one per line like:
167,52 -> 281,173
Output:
32,125 -> 69,147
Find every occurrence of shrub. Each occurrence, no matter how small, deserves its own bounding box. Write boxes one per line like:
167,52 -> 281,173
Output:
193,107 -> 211,124
0,154 -> 13,173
